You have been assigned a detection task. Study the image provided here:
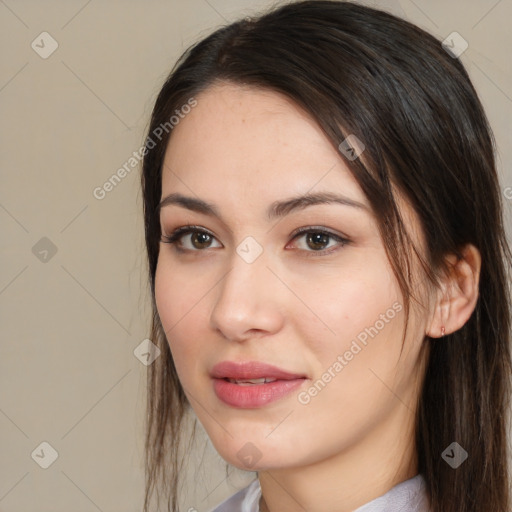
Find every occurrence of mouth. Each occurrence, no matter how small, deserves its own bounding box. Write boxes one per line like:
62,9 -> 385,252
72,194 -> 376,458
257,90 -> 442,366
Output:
210,360 -> 307,381
210,360 -> 308,408
223,377 -> 280,385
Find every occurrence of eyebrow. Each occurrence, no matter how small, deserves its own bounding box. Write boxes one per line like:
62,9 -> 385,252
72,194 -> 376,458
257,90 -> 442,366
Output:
158,191 -> 370,221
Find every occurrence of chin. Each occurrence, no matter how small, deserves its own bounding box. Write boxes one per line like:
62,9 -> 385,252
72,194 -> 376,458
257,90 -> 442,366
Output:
215,441 -> 302,472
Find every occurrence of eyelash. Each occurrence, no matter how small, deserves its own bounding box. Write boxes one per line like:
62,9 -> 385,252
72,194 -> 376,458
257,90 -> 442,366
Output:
160,225 -> 350,257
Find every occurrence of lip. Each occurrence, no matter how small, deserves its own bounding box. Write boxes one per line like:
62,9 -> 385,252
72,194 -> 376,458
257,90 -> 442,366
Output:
210,360 -> 307,380
211,360 -> 308,408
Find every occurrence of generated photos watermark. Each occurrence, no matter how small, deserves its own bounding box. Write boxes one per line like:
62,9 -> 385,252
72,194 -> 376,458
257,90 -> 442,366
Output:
297,301 -> 403,405
92,97 -> 197,200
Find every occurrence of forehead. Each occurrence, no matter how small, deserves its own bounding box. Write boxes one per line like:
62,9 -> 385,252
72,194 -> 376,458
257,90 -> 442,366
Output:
161,82 -> 366,204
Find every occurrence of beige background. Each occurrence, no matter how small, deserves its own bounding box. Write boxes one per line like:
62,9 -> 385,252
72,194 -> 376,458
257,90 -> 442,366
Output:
1,0 -> 511,511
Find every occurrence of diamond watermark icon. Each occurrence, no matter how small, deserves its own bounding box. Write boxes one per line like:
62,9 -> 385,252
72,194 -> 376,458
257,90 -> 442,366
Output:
441,441 -> 468,468
134,338 -> 161,366
31,441 -> 59,469
32,237 -> 58,263
442,32 -> 468,58
31,32 -> 59,59
338,134 -> 365,161
236,442 -> 263,469
236,236 -> 263,264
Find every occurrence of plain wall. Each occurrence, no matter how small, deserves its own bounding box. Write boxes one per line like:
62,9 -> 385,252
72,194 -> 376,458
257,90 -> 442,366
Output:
1,0 -> 511,511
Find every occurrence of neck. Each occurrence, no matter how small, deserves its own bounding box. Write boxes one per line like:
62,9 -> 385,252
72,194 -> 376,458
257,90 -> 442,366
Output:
257,401 -> 418,512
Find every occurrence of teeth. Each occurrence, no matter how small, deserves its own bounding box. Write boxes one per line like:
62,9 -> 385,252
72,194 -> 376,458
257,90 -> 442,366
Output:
228,377 -> 278,385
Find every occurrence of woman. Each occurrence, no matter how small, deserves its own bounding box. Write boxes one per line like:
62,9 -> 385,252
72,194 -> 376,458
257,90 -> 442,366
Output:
140,1 -> 512,511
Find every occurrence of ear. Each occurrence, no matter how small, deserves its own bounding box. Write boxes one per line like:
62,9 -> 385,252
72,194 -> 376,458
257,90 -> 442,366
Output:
425,244 -> 481,338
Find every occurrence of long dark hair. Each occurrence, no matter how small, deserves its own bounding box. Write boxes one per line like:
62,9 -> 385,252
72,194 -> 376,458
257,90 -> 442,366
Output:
140,1 -> 512,511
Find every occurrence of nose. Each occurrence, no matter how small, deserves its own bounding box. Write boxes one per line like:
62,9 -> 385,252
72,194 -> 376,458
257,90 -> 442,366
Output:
209,249 -> 285,342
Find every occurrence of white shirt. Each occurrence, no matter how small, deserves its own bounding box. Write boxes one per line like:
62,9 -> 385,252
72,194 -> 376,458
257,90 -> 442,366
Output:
207,473 -> 429,512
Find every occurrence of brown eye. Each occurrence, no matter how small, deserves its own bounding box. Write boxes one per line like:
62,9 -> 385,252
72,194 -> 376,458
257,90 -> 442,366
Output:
161,226 -> 222,251
190,231 -> 213,249
305,232 -> 331,251
290,228 -> 349,255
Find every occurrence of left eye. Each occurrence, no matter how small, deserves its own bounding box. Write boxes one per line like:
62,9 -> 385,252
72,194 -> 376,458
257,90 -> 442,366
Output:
292,230 -> 345,252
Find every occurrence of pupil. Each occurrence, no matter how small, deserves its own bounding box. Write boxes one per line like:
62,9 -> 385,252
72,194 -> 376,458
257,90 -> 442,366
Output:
192,232 -> 211,248
307,232 -> 329,250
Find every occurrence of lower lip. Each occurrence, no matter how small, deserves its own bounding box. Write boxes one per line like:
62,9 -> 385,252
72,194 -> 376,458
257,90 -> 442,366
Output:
212,378 -> 306,408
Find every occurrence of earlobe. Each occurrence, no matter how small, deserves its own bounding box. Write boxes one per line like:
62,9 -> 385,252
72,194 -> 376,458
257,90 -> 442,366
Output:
425,244 -> 481,338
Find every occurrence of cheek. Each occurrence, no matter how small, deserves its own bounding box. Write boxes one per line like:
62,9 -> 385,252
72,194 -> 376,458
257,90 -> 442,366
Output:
154,257 -> 206,377
291,255 -> 402,357
154,252 -> 210,325
154,259 -> 179,329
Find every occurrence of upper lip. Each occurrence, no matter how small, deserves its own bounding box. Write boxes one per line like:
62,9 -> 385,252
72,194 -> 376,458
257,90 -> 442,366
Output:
211,361 -> 307,380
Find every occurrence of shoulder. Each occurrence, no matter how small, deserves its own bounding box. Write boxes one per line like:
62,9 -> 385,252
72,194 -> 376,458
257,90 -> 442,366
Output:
206,478 -> 261,512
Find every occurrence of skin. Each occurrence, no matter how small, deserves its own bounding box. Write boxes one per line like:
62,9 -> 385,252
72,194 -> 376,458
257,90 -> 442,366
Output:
154,81 -> 481,512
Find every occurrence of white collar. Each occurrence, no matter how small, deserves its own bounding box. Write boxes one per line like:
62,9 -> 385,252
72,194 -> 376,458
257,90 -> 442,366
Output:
208,473 -> 429,512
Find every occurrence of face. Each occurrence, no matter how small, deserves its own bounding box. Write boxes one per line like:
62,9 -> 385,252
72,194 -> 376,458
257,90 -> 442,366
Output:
154,82 -> 432,472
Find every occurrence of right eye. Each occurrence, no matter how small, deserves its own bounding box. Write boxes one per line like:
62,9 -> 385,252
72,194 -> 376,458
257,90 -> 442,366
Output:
161,226 -> 222,251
